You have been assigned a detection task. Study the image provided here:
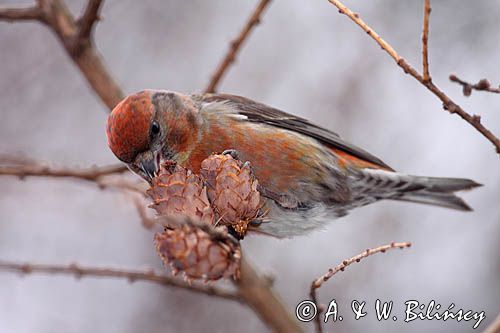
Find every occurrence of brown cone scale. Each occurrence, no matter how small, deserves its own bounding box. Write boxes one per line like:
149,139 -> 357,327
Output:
146,164 -> 215,226
200,154 -> 263,237
154,224 -> 241,281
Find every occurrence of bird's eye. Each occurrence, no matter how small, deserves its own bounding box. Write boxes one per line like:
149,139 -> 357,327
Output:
150,121 -> 160,137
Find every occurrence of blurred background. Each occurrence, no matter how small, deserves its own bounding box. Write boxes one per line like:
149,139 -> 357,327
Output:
0,0 -> 499,332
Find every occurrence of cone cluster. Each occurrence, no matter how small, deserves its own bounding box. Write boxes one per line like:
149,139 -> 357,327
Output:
148,154 -> 263,281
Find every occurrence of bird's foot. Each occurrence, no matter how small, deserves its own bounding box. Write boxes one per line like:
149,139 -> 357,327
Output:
222,149 -> 241,160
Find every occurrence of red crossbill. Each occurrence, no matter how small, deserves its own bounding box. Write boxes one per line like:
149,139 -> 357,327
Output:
106,90 -> 481,238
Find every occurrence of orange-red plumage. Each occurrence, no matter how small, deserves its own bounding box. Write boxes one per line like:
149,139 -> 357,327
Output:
106,91 -> 153,163
183,118 -> 322,195
331,148 -> 391,171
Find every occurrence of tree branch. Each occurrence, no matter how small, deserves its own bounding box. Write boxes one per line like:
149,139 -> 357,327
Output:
309,242 -> 412,333
77,0 -> 103,40
450,74 -> 500,96
0,161 -> 127,181
422,0 -> 431,82
204,0 -> 272,93
0,156 -> 149,193
1,0 -> 123,110
0,261 -> 241,302
235,257 -> 303,333
0,4 -> 44,22
132,194 -> 157,229
0,155 -> 126,179
326,0 -> 500,154
0,216 -> 304,333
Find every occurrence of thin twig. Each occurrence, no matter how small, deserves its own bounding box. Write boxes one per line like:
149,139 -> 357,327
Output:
0,4 -> 44,22
422,0 -> 431,82
326,0 -> 500,154
0,261 -> 241,302
0,159 -> 127,181
1,0 -> 123,110
97,176 -> 147,194
309,242 -> 412,333
0,164 -> 145,193
450,75 -> 500,96
132,194 -> 156,229
0,157 -> 149,193
204,0 -> 272,93
77,0 -> 104,40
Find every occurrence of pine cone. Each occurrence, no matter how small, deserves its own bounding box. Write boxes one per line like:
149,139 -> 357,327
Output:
154,223 -> 241,281
146,164 -> 215,225
200,154 -> 263,237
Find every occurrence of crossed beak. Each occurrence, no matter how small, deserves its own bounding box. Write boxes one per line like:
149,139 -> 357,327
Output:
138,151 -> 160,182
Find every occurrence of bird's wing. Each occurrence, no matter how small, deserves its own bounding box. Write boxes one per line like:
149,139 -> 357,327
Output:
198,93 -> 393,171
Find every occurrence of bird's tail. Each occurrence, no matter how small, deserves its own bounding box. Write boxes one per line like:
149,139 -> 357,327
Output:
354,169 -> 482,211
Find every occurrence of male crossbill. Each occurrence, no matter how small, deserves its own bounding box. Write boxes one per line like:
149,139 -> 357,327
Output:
106,90 -> 481,238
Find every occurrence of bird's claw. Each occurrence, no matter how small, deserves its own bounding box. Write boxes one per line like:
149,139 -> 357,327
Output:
222,149 -> 240,160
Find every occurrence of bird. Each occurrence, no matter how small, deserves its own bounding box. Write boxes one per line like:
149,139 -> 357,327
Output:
106,90 -> 481,238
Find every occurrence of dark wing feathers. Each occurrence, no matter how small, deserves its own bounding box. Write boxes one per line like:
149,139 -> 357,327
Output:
198,93 -> 392,170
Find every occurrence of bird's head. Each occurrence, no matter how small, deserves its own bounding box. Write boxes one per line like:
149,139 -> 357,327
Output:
106,90 -> 199,182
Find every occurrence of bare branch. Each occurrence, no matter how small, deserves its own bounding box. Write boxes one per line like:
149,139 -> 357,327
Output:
326,0 -> 500,154
0,156 -> 149,193
3,0 -> 123,110
0,4 -> 43,22
450,75 -> 500,96
235,257 -> 303,333
0,219 -> 303,332
132,194 -> 157,229
422,0 -> 431,82
0,158 -> 127,181
204,0 -> 272,93
77,0 -> 103,40
0,261 -> 241,302
0,164 -> 127,181
98,176 -> 147,194
310,242 -> 412,333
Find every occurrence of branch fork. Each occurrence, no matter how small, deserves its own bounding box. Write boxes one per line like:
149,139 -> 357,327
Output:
327,0 -> 500,154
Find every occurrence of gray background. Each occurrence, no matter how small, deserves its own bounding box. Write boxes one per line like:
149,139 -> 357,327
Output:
0,0 -> 499,332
